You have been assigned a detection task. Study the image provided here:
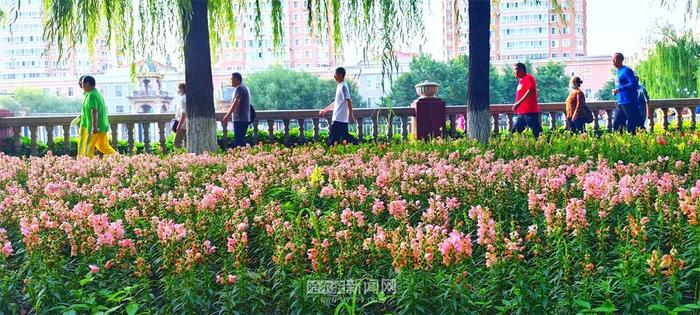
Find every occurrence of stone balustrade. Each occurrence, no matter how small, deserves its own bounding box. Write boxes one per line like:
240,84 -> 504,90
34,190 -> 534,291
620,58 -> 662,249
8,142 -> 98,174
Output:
0,98 -> 698,156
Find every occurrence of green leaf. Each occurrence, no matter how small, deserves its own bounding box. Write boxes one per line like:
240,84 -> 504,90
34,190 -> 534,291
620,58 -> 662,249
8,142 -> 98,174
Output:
62,310 -> 77,315
648,304 -> 670,312
591,301 -> 617,313
574,299 -> 592,310
672,306 -> 693,313
126,303 -> 139,315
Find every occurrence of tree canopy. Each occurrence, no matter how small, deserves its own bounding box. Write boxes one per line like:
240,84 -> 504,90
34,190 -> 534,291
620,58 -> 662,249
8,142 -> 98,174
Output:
388,56 -> 570,106
637,28 -> 700,99
0,88 -> 81,114
245,67 -> 364,110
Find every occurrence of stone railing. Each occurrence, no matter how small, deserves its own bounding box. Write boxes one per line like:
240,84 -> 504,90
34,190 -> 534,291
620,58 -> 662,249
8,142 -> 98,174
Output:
0,98 -> 698,156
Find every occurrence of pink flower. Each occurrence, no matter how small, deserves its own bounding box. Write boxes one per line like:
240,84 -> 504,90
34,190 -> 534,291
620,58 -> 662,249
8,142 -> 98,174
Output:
372,199 -> 385,215
1,241 -> 12,257
388,199 -> 408,220
104,260 -> 114,270
341,208 -> 353,227
89,264 -> 100,273
227,274 -> 238,284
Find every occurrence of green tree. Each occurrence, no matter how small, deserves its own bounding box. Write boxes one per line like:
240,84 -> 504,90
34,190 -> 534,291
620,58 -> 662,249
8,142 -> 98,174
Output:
534,62 -> 570,103
245,68 -> 364,110
0,88 -> 81,114
388,55 -> 467,106
637,28 -> 700,99
595,79 -> 616,101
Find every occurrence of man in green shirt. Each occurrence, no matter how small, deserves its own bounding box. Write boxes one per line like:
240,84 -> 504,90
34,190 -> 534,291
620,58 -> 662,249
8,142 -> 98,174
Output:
78,76 -> 116,157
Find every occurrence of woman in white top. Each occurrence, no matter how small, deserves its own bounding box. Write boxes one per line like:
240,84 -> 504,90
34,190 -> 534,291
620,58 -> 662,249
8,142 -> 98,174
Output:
174,83 -> 187,148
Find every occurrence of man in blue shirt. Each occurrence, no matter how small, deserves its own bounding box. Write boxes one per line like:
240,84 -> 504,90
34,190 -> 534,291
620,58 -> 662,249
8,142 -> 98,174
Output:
611,53 -> 642,134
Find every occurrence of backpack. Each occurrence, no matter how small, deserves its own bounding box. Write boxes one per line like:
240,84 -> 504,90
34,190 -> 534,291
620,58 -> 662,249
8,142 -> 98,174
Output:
249,105 -> 256,123
580,104 -> 594,123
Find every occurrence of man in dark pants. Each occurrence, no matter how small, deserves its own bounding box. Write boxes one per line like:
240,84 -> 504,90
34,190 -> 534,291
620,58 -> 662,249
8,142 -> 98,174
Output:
611,53 -> 642,134
511,62 -> 542,138
222,72 -> 251,147
320,67 -> 358,146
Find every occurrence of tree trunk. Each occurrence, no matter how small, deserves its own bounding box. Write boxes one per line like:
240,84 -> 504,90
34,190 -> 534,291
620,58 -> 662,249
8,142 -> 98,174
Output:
466,0 -> 491,144
184,0 -> 218,154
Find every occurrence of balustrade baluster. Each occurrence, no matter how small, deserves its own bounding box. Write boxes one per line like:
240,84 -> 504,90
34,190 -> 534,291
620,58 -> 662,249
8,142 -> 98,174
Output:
127,123 -> 135,154
63,125 -> 70,154
46,125 -> 54,153
492,113 -> 500,134
157,122 -> 167,154
371,116 -> 379,141
111,123 -> 119,149
12,127 -> 21,156
356,117 -> 364,142
549,112 -> 557,130
29,126 -> 38,156
143,123 -> 151,154
387,116 -> 394,142
691,107 -> 697,130
267,119 -> 275,143
662,108 -> 669,131
592,110 -> 600,132
313,118 -> 320,141
606,110 -> 614,131
401,116 -> 409,140
674,107 -> 684,130
507,114 -> 514,131
252,120 -> 260,145
298,119 -> 306,144
283,119 -> 291,145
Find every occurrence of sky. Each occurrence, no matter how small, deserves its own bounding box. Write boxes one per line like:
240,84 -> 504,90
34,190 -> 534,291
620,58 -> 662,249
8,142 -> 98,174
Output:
345,0 -> 700,64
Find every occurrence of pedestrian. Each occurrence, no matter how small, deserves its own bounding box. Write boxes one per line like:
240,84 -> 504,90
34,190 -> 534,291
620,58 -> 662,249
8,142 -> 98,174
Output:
222,72 -> 252,148
173,82 -> 187,148
72,75 -> 86,144
78,76 -> 117,158
636,75 -> 651,129
510,62 -> 542,138
320,67 -> 358,146
611,53 -> 642,134
565,76 -> 593,133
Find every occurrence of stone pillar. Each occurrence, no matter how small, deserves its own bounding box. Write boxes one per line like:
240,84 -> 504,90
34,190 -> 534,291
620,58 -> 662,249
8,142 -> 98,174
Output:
0,109 -> 13,139
412,96 -> 446,141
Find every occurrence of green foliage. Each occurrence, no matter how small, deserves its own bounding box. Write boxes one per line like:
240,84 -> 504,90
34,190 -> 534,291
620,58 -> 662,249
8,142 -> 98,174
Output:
388,55 -> 468,106
389,56 -> 569,105
245,67 -> 365,110
637,28 -> 700,99
596,79 -> 616,101
0,88 -> 81,114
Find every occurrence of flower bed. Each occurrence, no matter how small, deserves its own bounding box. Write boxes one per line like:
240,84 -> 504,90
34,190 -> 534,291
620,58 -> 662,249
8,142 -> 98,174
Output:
0,133 -> 699,314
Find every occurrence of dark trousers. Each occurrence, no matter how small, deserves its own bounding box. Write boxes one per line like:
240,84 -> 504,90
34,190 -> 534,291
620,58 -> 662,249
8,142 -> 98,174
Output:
233,121 -> 249,147
567,118 -> 586,133
511,113 -> 543,138
327,121 -> 358,146
613,103 -> 642,134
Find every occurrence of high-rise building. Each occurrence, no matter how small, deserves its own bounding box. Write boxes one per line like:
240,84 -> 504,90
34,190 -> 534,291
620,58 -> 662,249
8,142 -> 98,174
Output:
443,0 -> 587,61
0,0 -> 119,95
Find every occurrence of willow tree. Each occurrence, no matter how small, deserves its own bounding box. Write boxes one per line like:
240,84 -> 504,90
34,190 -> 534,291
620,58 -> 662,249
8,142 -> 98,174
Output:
637,28 -> 700,99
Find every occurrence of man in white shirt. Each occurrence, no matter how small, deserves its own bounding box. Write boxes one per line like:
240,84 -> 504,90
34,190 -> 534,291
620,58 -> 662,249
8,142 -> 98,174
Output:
174,82 -> 187,148
319,67 -> 358,146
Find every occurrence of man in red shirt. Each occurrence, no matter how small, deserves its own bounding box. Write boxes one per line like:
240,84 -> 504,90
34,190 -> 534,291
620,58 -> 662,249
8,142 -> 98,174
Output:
511,63 -> 542,138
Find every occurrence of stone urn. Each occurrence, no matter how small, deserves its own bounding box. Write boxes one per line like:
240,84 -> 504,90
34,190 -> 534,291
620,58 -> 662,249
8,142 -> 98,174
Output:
415,81 -> 440,98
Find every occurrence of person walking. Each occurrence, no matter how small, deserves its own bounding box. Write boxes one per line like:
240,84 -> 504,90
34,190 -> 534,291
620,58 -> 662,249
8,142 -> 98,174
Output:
320,67 -> 358,146
636,75 -> 651,129
611,53 -> 642,134
173,82 -> 187,148
222,72 -> 252,148
511,62 -> 542,138
565,76 -> 592,133
78,76 -> 117,158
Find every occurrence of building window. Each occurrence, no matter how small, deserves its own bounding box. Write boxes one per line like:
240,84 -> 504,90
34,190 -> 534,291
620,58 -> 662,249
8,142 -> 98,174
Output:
563,27 -> 570,34
562,39 -> 571,47
68,87 -> 74,96
115,85 -> 123,97
551,40 -> 558,48
551,27 -> 556,35
563,53 -> 570,58
116,105 -> 124,113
